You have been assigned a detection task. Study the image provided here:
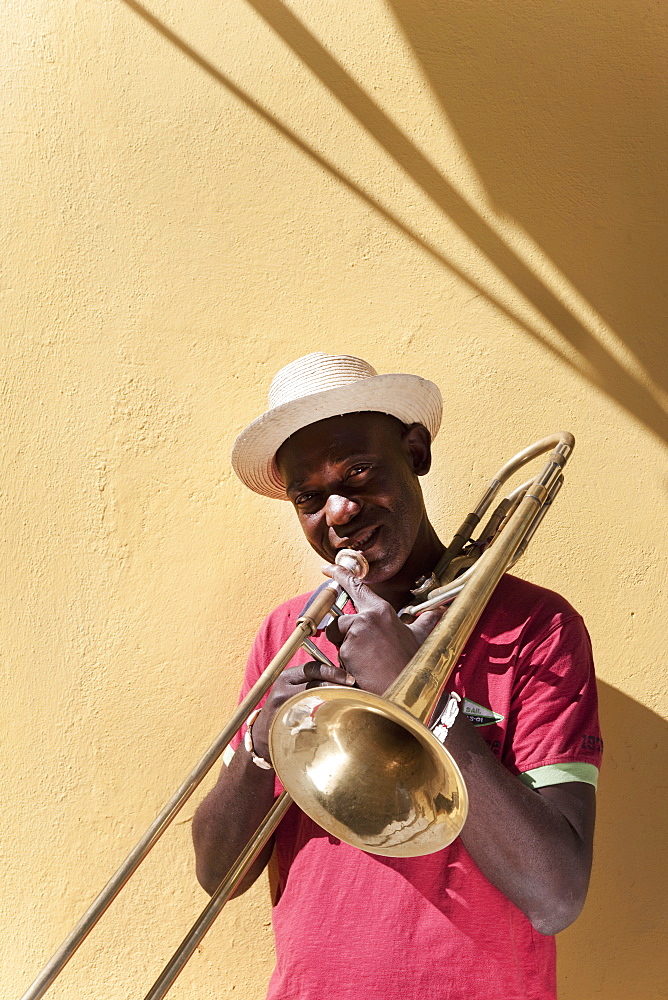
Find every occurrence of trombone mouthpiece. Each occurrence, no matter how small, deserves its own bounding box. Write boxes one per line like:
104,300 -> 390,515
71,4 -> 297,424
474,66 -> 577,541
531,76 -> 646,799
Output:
335,548 -> 369,579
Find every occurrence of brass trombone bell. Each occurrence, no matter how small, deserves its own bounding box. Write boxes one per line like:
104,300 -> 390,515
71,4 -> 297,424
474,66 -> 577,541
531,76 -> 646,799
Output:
270,688 -> 468,856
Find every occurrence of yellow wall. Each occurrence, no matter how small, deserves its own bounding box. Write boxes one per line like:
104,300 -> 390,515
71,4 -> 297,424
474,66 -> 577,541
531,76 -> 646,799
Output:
2,1 -> 666,997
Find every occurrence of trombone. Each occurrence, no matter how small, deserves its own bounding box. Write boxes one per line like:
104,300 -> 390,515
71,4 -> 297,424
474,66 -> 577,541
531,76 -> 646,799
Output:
20,431 -> 574,1000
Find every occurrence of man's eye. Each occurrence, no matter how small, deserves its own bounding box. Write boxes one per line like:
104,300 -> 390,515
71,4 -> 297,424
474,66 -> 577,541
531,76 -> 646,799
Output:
295,493 -> 318,507
347,465 -> 371,479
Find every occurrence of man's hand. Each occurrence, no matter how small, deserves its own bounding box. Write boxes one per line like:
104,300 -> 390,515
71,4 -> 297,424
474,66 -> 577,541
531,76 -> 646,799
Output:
322,563 -> 443,695
250,660 -> 356,761
252,565 -> 441,759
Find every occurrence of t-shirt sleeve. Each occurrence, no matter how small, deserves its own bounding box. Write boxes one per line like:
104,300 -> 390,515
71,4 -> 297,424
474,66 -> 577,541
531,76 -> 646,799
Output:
503,614 -> 603,790
228,615 -> 274,756
226,611 -> 288,797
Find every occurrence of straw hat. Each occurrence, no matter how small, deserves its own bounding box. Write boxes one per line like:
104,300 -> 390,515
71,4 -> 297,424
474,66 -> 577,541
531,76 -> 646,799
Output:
231,353 -> 442,499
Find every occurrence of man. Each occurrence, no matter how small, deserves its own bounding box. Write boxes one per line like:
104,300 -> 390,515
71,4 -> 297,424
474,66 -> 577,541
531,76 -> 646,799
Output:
193,353 -> 602,1000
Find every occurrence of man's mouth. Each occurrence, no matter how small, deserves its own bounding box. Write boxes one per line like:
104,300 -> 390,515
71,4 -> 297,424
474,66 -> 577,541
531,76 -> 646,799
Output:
342,526 -> 380,552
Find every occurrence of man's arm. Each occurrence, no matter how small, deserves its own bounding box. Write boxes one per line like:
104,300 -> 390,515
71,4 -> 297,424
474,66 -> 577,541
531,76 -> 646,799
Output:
192,659 -> 356,896
445,714 -> 595,934
191,743 -> 277,897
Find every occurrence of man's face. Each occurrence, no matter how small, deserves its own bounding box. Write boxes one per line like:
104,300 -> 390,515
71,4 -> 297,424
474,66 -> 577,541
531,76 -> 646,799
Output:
276,412 -> 431,585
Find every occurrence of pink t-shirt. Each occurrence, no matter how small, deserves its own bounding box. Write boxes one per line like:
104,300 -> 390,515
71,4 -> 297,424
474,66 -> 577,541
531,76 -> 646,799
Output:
234,574 -> 602,1000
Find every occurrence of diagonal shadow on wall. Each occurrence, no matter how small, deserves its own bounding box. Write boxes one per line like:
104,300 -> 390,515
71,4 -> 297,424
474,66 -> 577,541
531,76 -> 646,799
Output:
118,0 -> 583,382
386,0 -> 668,427
120,0 -> 668,445
241,0 -> 668,445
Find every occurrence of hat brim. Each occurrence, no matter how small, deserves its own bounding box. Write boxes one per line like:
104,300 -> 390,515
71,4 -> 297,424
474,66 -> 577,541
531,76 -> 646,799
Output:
230,373 -> 443,499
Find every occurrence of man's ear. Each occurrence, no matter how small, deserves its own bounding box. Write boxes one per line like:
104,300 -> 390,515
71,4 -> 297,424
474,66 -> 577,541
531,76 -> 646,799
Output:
401,423 -> 432,476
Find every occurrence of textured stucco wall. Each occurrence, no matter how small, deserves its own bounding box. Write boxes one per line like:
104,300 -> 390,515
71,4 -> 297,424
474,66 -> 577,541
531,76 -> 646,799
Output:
2,1 -> 666,998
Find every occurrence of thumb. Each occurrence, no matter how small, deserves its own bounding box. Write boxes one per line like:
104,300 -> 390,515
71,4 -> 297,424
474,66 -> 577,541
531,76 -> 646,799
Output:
406,608 -> 444,645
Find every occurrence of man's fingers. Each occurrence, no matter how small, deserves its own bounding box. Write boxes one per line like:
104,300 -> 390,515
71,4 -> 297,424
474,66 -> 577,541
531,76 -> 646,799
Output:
324,613 -> 355,648
406,609 -> 444,645
300,660 -> 356,687
320,563 -> 385,613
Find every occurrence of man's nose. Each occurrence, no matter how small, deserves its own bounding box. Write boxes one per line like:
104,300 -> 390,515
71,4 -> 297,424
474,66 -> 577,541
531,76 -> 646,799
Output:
324,494 -> 361,527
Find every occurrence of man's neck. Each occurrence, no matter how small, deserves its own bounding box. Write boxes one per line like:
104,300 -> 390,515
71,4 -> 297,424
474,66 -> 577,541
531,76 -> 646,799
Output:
371,518 -> 445,611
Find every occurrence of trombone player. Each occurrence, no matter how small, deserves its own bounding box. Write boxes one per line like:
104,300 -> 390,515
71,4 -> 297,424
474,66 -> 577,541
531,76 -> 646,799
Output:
193,353 -> 602,1000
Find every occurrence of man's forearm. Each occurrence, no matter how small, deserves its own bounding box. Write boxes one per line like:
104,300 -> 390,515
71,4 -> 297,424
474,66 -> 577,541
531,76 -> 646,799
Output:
446,713 -> 594,934
191,745 -> 278,896
191,659 -> 357,897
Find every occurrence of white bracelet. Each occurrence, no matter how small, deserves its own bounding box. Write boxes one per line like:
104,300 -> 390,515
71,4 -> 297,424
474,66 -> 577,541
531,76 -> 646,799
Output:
243,708 -> 273,770
431,691 -> 461,744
